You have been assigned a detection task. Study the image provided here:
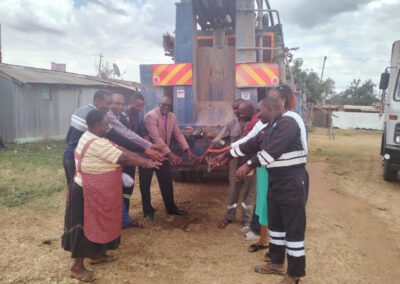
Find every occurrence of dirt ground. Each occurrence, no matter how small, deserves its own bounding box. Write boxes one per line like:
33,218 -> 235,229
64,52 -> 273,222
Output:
1,129 -> 400,283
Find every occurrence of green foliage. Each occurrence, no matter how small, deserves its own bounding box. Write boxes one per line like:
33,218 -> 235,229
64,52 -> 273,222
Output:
290,58 -> 335,104
327,79 -> 379,106
0,142 -> 65,207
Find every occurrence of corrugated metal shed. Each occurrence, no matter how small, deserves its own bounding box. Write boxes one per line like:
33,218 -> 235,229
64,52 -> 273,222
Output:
0,63 -> 140,143
0,63 -> 139,89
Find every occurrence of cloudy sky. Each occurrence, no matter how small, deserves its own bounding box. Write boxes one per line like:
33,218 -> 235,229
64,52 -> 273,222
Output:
0,0 -> 398,92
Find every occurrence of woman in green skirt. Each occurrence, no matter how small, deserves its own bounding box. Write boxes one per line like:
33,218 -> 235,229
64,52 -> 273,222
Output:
248,167 -> 269,252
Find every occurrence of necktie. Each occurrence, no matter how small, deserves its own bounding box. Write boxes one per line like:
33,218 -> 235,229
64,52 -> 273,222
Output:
163,114 -> 168,144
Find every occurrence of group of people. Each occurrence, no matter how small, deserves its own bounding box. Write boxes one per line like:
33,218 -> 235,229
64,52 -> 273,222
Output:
206,84 -> 308,284
61,84 -> 308,284
61,91 -> 197,282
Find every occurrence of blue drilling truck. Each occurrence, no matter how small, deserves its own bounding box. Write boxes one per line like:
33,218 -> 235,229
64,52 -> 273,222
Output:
140,0 -> 294,181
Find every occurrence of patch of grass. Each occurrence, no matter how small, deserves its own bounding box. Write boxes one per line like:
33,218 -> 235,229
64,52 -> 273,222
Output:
308,128 -> 381,164
0,141 -> 66,207
307,126 -> 316,133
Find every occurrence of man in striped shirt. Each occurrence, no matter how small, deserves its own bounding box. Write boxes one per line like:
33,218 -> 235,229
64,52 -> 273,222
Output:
63,90 -> 163,187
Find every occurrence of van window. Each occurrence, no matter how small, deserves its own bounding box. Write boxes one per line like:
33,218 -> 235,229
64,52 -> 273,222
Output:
395,71 -> 400,101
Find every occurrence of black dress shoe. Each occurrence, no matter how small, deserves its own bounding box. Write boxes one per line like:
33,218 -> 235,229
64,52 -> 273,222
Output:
169,208 -> 188,216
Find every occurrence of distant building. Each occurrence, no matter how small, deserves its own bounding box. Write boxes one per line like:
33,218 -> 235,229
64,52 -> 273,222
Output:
51,62 -> 67,72
311,104 -> 383,130
0,63 -> 140,143
321,104 -> 380,113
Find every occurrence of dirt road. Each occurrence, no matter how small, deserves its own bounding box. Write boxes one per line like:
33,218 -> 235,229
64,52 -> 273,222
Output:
1,130 -> 400,283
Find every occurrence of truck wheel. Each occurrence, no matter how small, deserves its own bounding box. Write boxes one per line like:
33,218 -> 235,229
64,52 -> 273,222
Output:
184,171 -> 204,183
172,171 -> 186,182
383,160 -> 397,181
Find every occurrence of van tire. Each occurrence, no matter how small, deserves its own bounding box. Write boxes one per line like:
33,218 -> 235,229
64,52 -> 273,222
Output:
383,159 -> 397,181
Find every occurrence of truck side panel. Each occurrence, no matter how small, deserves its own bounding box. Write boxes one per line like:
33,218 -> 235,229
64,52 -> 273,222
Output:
140,64 -> 162,113
174,1 -> 195,126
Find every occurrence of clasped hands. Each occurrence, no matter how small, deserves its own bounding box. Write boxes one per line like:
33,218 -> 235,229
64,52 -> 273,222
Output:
205,146 -> 251,181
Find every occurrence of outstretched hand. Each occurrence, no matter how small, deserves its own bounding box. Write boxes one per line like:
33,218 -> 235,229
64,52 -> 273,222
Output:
206,145 -> 231,156
151,143 -> 167,151
187,149 -> 200,163
144,148 -> 165,162
144,160 -> 162,169
199,145 -> 231,163
208,153 -> 231,168
233,164 -> 252,181
167,152 -> 183,166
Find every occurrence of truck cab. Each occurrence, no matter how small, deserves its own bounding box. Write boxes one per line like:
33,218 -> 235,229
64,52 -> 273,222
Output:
380,40 -> 400,181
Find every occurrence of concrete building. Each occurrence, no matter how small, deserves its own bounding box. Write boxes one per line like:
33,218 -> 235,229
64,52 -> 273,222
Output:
0,63 -> 139,143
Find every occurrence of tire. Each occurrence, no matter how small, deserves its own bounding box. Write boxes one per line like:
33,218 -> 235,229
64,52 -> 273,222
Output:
183,171 -> 204,183
383,159 -> 397,181
172,171 -> 186,182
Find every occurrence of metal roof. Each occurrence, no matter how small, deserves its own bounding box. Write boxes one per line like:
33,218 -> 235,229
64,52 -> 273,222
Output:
96,77 -> 140,90
343,105 -> 378,112
0,63 -> 139,89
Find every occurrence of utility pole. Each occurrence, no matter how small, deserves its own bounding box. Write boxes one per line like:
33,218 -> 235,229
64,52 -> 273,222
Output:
321,56 -> 327,104
98,53 -> 103,77
320,55 -> 327,81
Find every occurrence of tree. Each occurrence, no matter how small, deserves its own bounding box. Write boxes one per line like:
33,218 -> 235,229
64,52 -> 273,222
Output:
289,58 -> 335,104
326,79 -> 378,105
94,61 -> 114,79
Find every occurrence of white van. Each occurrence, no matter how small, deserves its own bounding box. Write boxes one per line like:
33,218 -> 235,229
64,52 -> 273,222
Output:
380,40 -> 400,181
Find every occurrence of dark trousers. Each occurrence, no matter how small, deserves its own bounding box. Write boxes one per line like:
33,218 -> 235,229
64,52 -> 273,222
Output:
63,157 -> 76,187
139,160 -> 177,216
250,207 -> 261,234
268,168 -> 307,278
122,166 -> 136,212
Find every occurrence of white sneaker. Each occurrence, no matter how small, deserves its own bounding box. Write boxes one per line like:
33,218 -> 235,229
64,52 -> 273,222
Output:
244,230 -> 260,241
240,225 -> 251,234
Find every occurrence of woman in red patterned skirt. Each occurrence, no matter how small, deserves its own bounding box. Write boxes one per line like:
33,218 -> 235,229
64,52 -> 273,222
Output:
62,109 -> 161,282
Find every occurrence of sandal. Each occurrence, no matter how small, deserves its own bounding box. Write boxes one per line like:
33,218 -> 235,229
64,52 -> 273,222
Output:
90,254 -> 118,265
71,270 -> 96,282
254,263 -> 286,275
263,252 -> 272,263
279,276 -> 300,284
217,220 -> 231,229
248,243 -> 269,252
